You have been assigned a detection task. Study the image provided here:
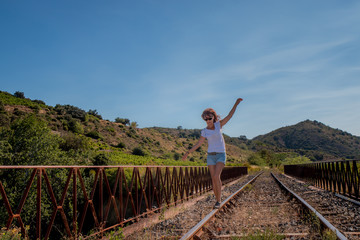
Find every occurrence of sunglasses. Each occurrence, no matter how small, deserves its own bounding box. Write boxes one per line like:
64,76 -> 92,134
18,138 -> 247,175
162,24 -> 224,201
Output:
204,117 -> 213,121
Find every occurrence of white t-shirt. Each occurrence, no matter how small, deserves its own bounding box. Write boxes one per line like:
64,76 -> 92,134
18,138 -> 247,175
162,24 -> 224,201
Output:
201,121 -> 226,153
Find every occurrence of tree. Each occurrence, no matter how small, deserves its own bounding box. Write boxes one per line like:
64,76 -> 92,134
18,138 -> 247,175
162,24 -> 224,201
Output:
130,121 -> 138,128
0,115 -> 71,238
68,118 -> 84,134
55,104 -> 87,121
239,135 -> 247,141
93,153 -> 109,165
88,109 -> 102,119
13,91 -> 25,99
8,115 -> 61,165
173,152 -> 181,160
132,147 -> 146,156
115,118 -> 130,125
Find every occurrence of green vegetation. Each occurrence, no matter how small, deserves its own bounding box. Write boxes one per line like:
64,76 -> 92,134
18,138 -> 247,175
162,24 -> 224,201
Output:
0,227 -> 26,240
132,147 -> 147,156
86,130 -> 103,139
104,227 -> 124,240
0,91 -> 47,109
281,155 -> 311,165
247,150 -> 310,169
54,104 -> 88,121
107,151 -> 203,166
2,115 -> 61,165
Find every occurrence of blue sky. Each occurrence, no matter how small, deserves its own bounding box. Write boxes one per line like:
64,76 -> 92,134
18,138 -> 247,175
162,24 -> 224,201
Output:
1,1 -> 360,139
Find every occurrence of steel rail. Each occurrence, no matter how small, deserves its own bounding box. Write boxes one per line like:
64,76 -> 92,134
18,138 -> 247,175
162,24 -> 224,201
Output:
271,172 -> 348,240
180,171 -> 263,240
335,193 -> 360,206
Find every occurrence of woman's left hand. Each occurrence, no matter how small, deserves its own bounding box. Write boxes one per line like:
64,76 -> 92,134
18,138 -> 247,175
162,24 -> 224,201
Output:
236,98 -> 243,105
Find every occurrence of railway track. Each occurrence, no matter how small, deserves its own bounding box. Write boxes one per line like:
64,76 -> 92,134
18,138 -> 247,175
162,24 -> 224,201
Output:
276,173 -> 360,240
125,171 -> 359,240
183,171 -> 325,239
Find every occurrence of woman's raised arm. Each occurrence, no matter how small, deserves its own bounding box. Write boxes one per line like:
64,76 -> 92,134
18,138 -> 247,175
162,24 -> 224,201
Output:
220,98 -> 243,127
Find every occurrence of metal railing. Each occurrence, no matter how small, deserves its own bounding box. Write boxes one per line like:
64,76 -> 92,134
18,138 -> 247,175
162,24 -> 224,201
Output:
284,159 -> 359,201
0,165 -> 247,239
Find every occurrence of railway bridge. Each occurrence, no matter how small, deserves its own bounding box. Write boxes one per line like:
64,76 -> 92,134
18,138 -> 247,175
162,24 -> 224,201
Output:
0,159 -> 359,239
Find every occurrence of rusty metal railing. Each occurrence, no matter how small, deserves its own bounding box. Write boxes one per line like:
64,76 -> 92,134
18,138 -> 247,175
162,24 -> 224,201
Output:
284,159 -> 359,201
0,165 -> 247,239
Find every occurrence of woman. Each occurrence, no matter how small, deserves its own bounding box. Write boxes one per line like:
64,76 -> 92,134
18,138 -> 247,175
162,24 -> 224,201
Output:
182,98 -> 243,209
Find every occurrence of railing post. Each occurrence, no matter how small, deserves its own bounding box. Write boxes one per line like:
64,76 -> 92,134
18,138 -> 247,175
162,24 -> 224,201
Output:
36,168 -> 42,240
100,168 -> 104,232
73,168 -> 77,239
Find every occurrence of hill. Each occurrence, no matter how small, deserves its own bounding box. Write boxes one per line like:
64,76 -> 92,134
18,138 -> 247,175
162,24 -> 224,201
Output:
253,120 -> 360,160
2,90 -> 358,167
0,90 -> 252,166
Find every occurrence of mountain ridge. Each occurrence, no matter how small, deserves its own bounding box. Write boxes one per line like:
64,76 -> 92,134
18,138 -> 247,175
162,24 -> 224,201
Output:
1,90 -> 359,166
253,119 -> 360,160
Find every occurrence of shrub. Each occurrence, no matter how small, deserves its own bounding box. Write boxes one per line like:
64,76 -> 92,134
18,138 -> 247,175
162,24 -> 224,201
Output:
189,131 -> 201,139
115,118 -> 130,125
248,154 -> 266,166
106,126 -> 115,133
68,119 -> 84,134
173,152 -> 181,160
126,128 -> 138,138
32,99 -> 46,105
0,100 -> 5,112
59,133 -> 90,151
30,104 -> 40,113
13,91 -> 25,99
13,108 -> 26,117
0,227 -> 24,240
88,109 -> 102,120
130,122 -> 138,128
93,153 -> 109,165
86,130 -> 102,139
132,147 -> 146,156
54,104 -> 87,121
8,115 -> 62,165
115,142 -> 126,149
0,114 -> 10,127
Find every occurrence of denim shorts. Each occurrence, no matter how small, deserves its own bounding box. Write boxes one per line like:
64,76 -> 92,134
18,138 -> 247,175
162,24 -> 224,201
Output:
207,152 -> 226,165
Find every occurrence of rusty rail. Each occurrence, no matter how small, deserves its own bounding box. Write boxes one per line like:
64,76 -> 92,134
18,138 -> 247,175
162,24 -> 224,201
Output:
180,171 -> 262,240
272,173 -> 348,240
0,165 -> 247,239
284,159 -> 359,201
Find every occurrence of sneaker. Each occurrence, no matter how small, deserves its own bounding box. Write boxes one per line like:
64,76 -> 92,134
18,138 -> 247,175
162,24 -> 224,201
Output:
213,201 -> 221,209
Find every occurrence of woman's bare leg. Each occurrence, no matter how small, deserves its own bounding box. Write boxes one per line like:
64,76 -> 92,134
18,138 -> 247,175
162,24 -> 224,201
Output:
208,162 -> 225,202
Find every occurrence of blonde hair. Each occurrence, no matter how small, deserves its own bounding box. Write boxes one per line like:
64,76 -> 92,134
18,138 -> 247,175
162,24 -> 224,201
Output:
201,108 -> 220,122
